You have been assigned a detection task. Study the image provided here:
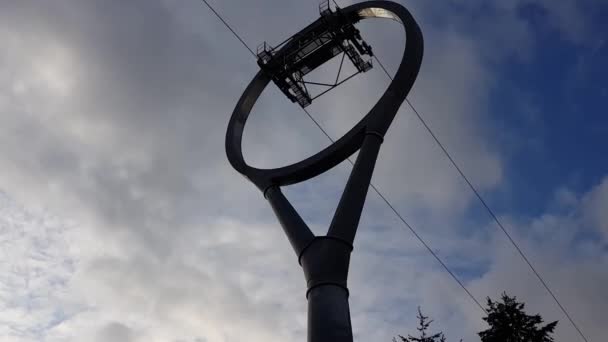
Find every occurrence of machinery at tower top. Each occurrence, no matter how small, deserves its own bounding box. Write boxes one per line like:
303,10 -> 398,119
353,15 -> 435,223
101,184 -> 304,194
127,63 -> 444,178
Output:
256,1 -> 374,108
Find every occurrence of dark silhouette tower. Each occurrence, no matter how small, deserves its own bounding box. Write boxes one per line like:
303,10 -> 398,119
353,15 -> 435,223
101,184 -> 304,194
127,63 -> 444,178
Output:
225,2 -> 423,341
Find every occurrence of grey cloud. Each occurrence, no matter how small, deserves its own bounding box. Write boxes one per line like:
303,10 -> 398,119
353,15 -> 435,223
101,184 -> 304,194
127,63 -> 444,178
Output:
468,178 -> 608,342
581,176 -> 608,239
95,322 -> 134,342
1,0 -> 261,231
1,0 -> 606,342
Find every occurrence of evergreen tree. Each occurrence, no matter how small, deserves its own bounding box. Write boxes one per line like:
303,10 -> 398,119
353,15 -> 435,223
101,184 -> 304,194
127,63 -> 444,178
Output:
393,307 -> 455,342
478,292 -> 558,342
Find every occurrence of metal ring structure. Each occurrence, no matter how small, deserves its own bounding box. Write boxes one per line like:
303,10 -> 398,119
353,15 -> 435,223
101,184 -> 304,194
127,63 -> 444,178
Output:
226,2 -> 423,341
226,1 -> 423,193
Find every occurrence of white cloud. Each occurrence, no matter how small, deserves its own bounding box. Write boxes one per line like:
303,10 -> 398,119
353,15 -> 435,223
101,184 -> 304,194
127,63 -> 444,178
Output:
0,193 -> 78,342
0,1 -> 605,342
468,177 -> 608,341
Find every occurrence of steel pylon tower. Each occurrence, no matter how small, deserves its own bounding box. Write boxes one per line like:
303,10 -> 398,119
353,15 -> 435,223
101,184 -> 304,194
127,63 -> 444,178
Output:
226,1 -> 423,341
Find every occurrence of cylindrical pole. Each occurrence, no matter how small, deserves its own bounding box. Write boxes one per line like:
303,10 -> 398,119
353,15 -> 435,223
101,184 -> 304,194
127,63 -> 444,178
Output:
307,285 -> 353,342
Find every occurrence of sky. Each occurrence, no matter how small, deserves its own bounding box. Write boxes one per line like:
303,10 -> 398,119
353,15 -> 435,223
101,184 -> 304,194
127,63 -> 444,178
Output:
0,0 -> 607,341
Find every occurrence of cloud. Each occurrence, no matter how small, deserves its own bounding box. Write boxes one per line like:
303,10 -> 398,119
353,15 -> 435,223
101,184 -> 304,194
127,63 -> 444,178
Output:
0,193 -> 77,342
581,177 -> 608,238
95,323 -> 135,342
468,176 -> 608,341
0,0 -> 606,342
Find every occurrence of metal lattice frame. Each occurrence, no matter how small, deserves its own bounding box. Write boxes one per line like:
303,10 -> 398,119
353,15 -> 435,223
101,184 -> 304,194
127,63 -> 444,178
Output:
226,2 -> 423,341
257,2 -> 374,108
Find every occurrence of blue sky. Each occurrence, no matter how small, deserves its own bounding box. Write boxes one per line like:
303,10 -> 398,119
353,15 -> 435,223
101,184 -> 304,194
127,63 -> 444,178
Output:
489,18 -> 607,217
0,0 -> 607,341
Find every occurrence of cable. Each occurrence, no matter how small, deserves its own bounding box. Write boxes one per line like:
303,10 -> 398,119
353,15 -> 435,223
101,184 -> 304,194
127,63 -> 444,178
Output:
302,3 -> 589,339
374,56 -> 589,342
200,0 -> 256,57
302,109 -> 488,314
200,0 -> 487,316
301,0 -> 487,315
202,0 -> 589,337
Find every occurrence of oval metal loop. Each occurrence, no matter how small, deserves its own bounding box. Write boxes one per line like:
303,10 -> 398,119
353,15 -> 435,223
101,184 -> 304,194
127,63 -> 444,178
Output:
225,1 -> 423,192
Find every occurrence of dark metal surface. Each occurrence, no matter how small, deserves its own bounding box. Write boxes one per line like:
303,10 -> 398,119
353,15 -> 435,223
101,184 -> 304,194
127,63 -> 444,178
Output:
225,2 -> 423,341
256,3 -> 374,107
227,1 -> 422,193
